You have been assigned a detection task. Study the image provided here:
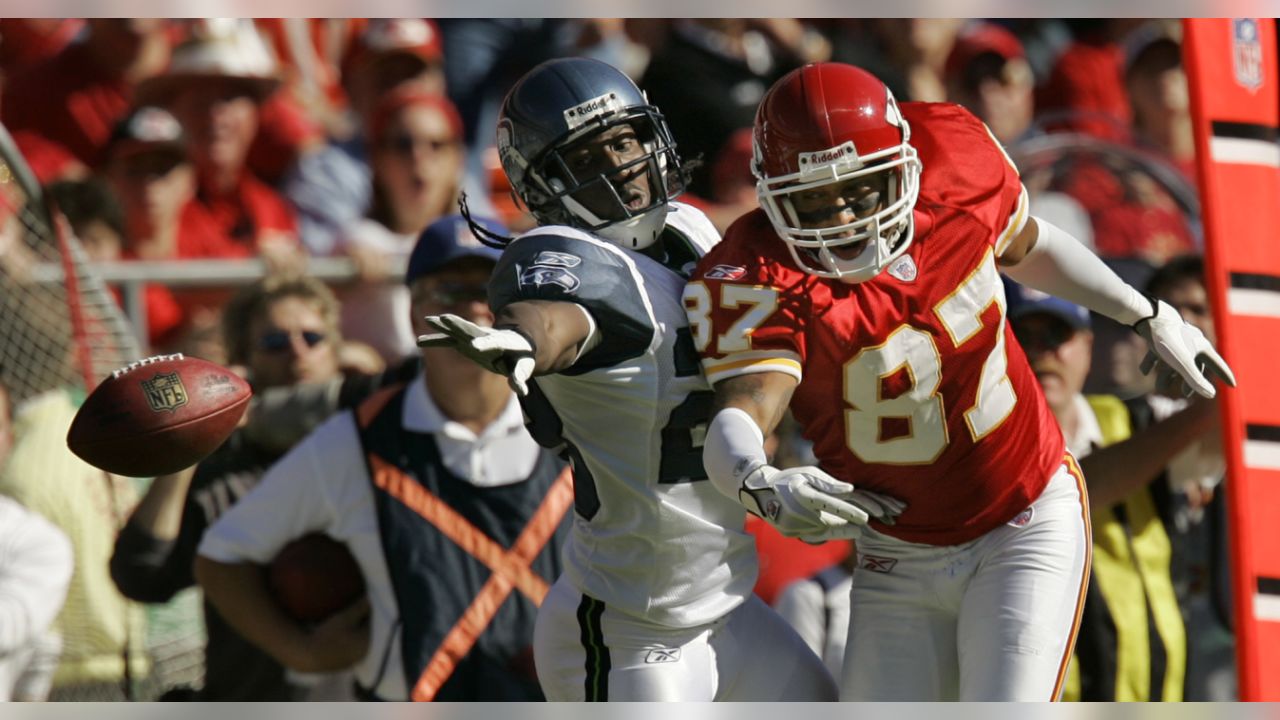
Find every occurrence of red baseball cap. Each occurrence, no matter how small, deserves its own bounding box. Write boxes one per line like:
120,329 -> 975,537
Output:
945,22 -> 1026,81
349,19 -> 443,72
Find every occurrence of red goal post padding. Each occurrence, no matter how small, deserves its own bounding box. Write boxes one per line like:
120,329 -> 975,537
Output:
1184,17 -> 1280,701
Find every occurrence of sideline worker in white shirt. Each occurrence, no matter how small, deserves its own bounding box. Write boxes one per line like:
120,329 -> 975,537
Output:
195,215 -> 571,701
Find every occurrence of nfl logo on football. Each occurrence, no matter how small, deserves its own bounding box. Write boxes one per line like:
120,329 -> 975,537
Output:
141,372 -> 189,413
1233,18 -> 1263,92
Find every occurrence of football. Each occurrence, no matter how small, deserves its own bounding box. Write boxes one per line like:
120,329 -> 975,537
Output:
268,533 -> 367,624
66,354 -> 252,477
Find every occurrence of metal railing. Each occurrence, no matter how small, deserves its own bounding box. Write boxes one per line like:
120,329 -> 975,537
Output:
33,256 -> 408,347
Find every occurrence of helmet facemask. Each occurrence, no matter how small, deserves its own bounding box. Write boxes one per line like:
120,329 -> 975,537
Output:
517,106 -> 686,250
757,133 -> 922,282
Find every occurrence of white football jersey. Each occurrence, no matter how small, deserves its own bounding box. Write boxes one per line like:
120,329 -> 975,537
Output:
489,202 -> 757,628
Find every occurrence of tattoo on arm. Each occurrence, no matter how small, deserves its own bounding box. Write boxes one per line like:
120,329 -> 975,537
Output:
713,373 -> 795,436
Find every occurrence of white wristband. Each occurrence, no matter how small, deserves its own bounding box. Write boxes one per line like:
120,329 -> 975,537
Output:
703,408 -> 769,501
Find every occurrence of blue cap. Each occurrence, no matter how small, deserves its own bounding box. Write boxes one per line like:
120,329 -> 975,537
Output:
404,214 -> 506,286
1003,278 -> 1091,329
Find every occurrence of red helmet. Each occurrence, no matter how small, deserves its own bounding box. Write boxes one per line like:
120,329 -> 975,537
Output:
753,63 -> 922,282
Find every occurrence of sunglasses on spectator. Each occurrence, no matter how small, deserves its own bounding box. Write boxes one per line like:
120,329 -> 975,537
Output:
1011,318 -> 1078,352
258,330 -> 327,353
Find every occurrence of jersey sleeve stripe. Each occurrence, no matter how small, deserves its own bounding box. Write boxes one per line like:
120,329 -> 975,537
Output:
995,183 -> 1029,258
703,354 -> 803,385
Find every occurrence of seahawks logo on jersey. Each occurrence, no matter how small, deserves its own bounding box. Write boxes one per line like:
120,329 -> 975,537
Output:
518,250 -> 584,293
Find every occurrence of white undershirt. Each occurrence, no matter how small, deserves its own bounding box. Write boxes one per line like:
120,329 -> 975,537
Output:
1064,393 -> 1104,460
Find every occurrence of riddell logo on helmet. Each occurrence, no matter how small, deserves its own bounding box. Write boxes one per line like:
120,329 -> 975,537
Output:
563,92 -> 624,129
797,141 -> 861,171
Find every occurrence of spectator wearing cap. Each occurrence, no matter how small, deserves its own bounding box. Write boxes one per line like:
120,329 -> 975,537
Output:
195,214 -> 571,701
944,22 -> 1035,143
97,105 -> 242,351
283,18 -> 453,257
1,19 -> 172,167
102,106 -> 213,261
334,90 -> 467,363
137,21 -> 304,274
1005,277 -> 1201,701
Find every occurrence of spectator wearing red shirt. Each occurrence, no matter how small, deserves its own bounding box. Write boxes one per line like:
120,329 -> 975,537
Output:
1,19 -> 171,167
136,22 -> 304,274
1037,19 -> 1146,141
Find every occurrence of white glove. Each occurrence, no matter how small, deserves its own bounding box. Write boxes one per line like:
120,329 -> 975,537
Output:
1134,299 -> 1236,399
418,313 -> 537,396
739,464 -> 906,541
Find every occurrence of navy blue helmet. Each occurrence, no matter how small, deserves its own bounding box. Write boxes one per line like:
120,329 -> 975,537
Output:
495,57 -> 686,250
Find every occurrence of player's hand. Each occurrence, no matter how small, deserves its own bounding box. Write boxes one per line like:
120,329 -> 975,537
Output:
1134,299 -> 1236,399
418,313 -> 536,396
739,464 -> 906,540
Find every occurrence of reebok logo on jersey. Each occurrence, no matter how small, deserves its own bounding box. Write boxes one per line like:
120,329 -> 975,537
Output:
645,648 -> 682,664
704,264 -> 747,280
1006,507 -> 1034,528
860,554 -> 898,573
887,255 -> 917,282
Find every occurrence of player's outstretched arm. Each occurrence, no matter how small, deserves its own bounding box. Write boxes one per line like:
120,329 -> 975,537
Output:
702,373 -> 905,541
418,300 -> 595,396
1000,215 -> 1236,398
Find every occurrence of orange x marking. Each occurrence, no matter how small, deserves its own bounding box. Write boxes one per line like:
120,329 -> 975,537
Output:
369,455 -> 573,701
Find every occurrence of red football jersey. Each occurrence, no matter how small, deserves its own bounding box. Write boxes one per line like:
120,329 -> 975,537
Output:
689,103 -> 1066,546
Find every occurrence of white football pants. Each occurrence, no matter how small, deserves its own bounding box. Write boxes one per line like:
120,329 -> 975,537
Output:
534,574 -> 838,701
841,459 -> 1092,701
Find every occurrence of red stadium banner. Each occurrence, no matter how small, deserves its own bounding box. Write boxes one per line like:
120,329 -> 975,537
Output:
1184,18 -> 1280,701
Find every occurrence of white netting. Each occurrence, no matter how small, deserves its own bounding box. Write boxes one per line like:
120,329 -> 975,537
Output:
0,129 -> 141,402
0,124 -> 206,700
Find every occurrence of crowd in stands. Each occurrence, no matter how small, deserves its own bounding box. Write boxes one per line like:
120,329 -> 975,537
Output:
0,18 -> 1234,701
